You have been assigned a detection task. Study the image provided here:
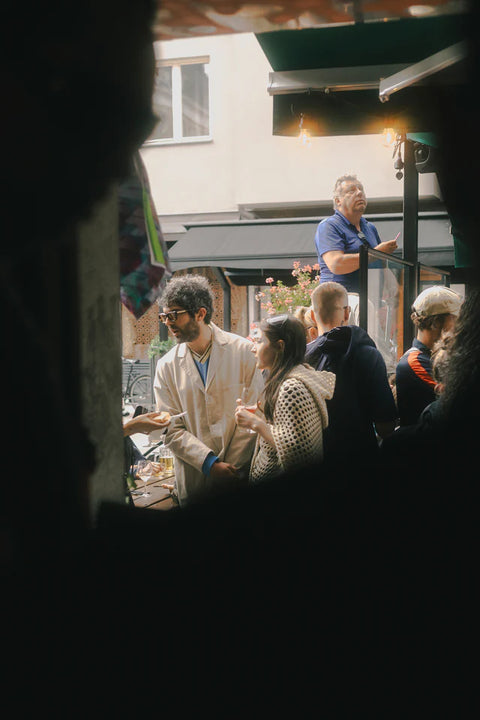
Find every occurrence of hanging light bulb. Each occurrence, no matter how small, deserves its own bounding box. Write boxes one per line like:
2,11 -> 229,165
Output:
298,113 -> 311,146
299,128 -> 311,145
382,127 -> 396,147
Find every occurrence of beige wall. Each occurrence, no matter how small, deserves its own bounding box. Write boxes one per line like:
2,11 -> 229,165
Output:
140,32 -> 438,217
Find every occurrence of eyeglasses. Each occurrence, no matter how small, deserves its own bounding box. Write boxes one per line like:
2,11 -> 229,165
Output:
159,309 -> 189,323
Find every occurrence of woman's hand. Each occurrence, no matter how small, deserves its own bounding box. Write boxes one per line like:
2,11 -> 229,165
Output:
235,402 -> 259,433
123,411 -> 171,437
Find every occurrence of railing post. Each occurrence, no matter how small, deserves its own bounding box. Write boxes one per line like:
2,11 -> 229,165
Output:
359,244 -> 368,331
402,138 -> 419,350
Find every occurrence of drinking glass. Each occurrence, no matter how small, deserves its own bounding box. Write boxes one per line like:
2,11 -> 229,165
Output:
155,446 -> 175,477
162,447 -> 175,476
237,387 -> 256,434
134,459 -> 153,498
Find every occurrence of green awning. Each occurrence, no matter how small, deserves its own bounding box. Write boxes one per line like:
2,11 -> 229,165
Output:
256,14 -> 469,137
407,132 -> 438,147
167,215 -> 455,281
256,16 -> 468,72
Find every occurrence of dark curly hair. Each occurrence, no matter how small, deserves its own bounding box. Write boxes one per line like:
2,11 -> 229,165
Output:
440,285 -> 480,411
160,274 -> 214,324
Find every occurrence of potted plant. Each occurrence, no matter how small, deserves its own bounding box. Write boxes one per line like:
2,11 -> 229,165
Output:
148,336 -> 176,359
256,261 -> 320,315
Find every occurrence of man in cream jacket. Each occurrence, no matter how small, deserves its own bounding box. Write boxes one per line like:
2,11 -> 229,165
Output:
154,274 -> 264,506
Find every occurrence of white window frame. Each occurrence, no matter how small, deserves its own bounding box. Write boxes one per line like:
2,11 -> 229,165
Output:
144,56 -> 212,146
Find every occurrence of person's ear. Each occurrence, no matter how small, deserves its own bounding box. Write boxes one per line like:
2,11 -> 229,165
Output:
277,339 -> 285,353
196,307 -> 207,322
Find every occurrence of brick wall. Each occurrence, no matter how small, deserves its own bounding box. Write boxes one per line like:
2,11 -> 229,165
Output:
122,268 -> 249,359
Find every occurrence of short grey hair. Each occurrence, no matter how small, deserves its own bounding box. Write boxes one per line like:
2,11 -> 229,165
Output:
332,173 -> 362,209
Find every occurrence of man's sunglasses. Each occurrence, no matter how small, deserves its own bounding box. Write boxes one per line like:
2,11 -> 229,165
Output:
159,309 -> 189,323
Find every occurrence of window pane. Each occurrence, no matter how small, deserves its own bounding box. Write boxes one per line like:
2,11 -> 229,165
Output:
181,64 -> 209,137
148,66 -> 173,140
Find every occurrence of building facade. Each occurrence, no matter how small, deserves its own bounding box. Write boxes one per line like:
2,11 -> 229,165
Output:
123,31 -> 454,361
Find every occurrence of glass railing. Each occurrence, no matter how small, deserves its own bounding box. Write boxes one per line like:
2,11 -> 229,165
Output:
418,263 -> 450,294
359,247 -> 449,374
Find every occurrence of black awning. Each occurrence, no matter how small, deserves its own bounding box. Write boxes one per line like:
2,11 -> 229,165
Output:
167,215 -> 455,282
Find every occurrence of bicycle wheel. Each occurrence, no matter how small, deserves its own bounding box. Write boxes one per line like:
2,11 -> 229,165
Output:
129,374 -> 152,406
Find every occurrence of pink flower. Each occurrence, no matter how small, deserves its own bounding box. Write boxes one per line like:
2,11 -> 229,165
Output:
313,263 -> 320,271
265,277 -> 274,284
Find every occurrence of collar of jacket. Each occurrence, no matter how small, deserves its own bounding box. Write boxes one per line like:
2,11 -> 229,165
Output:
177,322 -> 228,358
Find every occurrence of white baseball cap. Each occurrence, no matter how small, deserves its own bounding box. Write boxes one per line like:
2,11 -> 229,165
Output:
412,286 -> 462,318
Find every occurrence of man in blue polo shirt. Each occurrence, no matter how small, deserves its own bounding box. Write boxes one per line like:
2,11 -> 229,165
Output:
315,174 -> 399,293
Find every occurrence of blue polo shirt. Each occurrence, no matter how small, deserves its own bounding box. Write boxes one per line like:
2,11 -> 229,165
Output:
314,210 -> 381,292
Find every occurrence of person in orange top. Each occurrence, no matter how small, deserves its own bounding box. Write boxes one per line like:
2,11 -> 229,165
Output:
395,286 -> 462,426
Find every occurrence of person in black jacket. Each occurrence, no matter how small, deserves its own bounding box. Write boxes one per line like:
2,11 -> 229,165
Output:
305,281 -> 397,463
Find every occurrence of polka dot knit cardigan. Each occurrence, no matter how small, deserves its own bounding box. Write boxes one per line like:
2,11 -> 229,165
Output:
249,363 -> 336,483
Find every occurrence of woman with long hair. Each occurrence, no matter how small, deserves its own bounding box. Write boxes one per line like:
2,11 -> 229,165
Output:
235,314 -> 335,483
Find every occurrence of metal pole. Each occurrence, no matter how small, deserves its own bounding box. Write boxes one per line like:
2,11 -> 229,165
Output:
402,139 -> 419,350
359,245 -> 368,330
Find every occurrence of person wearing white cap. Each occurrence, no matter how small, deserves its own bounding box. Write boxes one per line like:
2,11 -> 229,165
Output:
395,285 -> 463,426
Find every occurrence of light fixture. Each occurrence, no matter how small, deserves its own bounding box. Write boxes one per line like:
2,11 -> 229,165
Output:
298,113 -> 311,146
392,134 -> 405,180
382,127 -> 397,147
408,5 -> 436,17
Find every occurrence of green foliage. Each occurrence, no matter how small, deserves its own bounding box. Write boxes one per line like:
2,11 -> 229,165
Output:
256,262 -> 320,315
148,336 -> 176,359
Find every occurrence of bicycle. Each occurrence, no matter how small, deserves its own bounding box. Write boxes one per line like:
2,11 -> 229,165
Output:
122,358 -> 152,414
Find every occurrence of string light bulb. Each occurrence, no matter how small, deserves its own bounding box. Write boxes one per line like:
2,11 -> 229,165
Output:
382,127 -> 396,147
298,113 -> 311,146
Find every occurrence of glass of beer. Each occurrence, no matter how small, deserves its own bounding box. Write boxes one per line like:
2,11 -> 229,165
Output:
155,445 -> 174,477
163,448 -> 175,477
